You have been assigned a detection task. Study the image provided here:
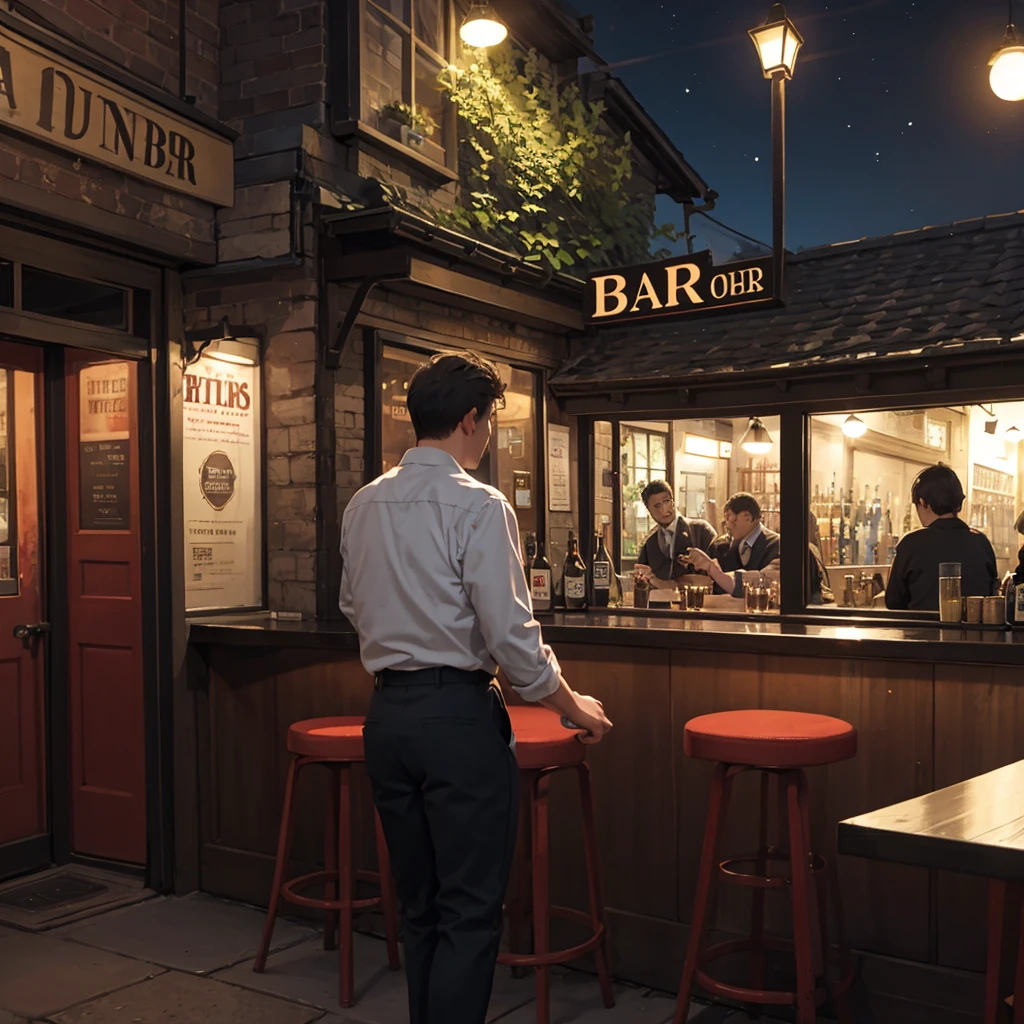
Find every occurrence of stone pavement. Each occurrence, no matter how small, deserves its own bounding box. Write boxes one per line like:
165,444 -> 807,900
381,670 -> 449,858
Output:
0,892 -> 782,1023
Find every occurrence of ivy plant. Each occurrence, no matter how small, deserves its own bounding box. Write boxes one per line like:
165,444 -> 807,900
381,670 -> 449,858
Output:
421,49 -> 678,275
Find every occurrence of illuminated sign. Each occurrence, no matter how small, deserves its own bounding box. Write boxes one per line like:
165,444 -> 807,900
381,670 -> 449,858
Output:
586,250 -> 773,325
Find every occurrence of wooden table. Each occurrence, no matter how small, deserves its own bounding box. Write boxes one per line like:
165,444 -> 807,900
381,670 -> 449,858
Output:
839,760 -> 1024,1023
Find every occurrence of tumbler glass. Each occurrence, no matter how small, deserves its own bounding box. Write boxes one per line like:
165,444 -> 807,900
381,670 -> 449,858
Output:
938,562 -> 962,623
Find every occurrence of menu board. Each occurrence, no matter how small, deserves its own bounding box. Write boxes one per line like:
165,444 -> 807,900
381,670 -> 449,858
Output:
183,355 -> 262,610
79,362 -> 131,530
80,440 -> 130,529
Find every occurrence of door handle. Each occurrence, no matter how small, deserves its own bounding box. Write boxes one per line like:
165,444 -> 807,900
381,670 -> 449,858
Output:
13,622 -> 50,640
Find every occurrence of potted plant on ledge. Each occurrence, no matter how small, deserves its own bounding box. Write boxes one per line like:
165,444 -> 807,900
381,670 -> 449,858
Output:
377,102 -> 444,164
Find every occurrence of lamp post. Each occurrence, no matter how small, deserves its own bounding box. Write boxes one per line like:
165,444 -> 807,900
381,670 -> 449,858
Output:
990,1 -> 1024,101
748,4 -> 803,303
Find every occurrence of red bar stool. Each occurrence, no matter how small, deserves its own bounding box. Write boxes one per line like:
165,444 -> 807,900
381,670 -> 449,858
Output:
254,716 -> 400,1007
674,709 -> 857,1024
498,705 -> 615,1024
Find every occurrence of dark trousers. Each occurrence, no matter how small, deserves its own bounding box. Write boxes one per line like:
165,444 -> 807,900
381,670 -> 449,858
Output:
363,671 -> 519,1024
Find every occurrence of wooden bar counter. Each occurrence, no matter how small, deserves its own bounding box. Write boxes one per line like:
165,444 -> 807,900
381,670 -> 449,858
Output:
187,613 -> 1024,1023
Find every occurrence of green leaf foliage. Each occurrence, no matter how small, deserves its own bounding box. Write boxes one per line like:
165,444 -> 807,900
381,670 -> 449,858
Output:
427,50 -> 679,277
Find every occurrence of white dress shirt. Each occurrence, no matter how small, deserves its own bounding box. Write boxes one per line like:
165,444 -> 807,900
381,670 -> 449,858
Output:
339,447 -> 561,703
739,523 -> 763,566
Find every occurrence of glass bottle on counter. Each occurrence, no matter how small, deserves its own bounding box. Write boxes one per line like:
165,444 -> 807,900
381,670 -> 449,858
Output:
589,531 -> 611,608
1005,571 -> 1024,628
530,542 -> 552,613
562,530 -> 588,611
522,532 -> 536,578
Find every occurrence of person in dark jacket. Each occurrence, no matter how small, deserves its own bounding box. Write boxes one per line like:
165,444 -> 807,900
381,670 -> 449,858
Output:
688,492 -> 780,597
633,480 -> 718,587
1014,510 -> 1024,585
885,464 -> 998,610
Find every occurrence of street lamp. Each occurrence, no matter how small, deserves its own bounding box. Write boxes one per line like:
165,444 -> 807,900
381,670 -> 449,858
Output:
749,3 -> 804,303
460,3 -> 508,48
990,2 -> 1024,101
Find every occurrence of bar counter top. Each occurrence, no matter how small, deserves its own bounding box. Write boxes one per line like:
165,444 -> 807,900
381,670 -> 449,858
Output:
187,611 -> 1024,666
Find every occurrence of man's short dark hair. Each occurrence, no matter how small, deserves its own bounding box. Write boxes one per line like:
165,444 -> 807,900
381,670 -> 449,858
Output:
406,352 -> 506,441
641,480 -> 672,507
911,464 -> 964,516
724,492 -> 762,520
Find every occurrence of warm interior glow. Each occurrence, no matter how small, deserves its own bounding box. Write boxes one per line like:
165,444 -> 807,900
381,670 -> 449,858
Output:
684,433 -> 719,458
740,417 -> 774,454
460,4 -> 508,48
842,414 -> 868,438
990,45 -> 1024,101
748,5 -> 803,78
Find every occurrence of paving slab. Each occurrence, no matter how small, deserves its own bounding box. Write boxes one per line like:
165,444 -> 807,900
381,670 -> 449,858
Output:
48,971 -> 323,1024
493,970 -> 675,1024
59,892 -> 316,974
0,929 -> 162,1020
214,931 -> 537,1021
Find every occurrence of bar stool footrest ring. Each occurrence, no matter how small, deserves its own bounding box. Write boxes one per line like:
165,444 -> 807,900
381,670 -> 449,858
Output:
280,870 -> 385,912
497,906 -> 604,968
694,936 -> 828,1007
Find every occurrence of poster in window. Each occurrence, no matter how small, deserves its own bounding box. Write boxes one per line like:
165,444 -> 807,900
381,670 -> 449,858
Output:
547,425 -> 572,512
183,356 -> 262,610
79,362 -> 131,529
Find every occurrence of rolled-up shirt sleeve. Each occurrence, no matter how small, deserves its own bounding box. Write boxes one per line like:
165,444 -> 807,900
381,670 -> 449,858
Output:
462,496 -> 561,702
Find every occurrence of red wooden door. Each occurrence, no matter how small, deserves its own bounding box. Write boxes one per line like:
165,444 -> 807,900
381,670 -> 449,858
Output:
66,352 -> 145,863
0,343 -> 46,850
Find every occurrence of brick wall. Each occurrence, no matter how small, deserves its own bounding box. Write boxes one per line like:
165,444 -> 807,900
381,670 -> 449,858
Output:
27,0 -> 220,116
219,0 -> 325,128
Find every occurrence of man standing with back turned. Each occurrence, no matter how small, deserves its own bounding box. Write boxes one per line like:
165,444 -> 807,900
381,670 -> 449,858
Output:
340,352 -> 613,1024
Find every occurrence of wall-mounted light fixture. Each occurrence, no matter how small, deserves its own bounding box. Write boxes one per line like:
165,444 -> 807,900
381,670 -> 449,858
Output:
182,317 -> 261,368
460,2 -> 508,48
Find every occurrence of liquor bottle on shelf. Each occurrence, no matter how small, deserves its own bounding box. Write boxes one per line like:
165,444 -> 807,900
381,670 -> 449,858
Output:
562,531 -> 588,611
589,531 -> 612,608
530,542 -> 552,613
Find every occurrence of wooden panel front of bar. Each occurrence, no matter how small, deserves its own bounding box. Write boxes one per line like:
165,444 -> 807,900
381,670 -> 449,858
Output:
191,622 -> 1018,1022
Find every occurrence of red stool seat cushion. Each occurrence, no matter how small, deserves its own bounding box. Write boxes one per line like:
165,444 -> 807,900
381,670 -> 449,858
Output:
508,705 -> 586,771
684,710 -> 856,767
288,716 -> 366,760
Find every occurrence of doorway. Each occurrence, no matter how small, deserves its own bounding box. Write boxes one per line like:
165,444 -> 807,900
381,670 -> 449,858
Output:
0,340 -> 147,880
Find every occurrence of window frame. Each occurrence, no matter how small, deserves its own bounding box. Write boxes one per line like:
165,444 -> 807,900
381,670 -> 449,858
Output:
328,0 -> 459,178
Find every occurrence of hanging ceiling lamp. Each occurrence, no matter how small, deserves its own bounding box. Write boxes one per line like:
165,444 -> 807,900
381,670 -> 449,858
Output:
460,3 -> 508,48
990,0 -> 1024,101
842,414 -> 868,438
740,416 -> 774,455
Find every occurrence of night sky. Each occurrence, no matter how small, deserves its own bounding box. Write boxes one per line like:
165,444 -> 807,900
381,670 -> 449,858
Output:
581,0 -> 1024,254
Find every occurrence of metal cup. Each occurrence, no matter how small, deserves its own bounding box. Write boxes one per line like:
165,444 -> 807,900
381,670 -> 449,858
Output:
965,596 -> 984,624
983,595 -> 1005,625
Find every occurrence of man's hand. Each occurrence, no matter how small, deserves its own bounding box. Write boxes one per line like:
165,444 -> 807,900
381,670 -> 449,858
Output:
567,692 -> 613,745
633,563 -> 655,582
685,547 -> 713,573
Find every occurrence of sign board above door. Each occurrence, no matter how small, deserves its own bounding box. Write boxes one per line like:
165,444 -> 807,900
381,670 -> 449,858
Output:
0,24 -> 234,206
586,250 -> 773,326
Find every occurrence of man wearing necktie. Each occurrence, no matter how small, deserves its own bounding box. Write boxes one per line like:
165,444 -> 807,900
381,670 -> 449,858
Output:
687,492 -> 781,597
633,480 -> 718,589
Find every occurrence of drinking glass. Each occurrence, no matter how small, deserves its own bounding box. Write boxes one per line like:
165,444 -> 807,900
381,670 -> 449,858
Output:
938,562 -> 962,623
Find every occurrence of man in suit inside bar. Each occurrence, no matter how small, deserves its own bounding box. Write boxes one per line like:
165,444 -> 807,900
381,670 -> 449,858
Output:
686,492 -> 781,597
632,480 -> 718,590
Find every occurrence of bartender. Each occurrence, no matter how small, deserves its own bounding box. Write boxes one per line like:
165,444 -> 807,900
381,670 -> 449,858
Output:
686,492 -> 780,597
885,464 -> 998,609
633,480 -> 718,589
